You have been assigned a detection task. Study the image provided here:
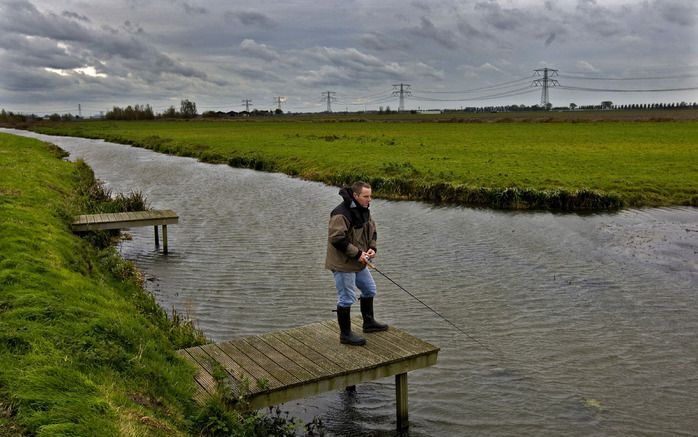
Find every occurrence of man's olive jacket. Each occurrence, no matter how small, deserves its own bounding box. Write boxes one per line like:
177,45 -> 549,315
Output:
324,187 -> 377,273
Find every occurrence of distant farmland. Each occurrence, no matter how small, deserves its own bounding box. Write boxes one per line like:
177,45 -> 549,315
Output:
28,110 -> 698,210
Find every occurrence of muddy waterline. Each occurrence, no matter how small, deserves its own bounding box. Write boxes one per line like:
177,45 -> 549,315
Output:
6,129 -> 697,436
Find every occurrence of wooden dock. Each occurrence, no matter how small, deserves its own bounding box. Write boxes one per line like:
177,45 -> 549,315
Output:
178,318 -> 439,431
71,209 -> 178,253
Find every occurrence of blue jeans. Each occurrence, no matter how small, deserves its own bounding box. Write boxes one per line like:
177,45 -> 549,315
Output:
333,268 -> 377,307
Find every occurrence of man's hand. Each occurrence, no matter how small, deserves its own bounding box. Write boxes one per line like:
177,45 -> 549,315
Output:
359,249 -> 376,265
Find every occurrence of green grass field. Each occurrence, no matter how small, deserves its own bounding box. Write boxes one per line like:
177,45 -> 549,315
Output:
29,114 -> 698,209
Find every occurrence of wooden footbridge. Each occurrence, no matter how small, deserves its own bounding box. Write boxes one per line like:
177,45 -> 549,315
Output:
71,209 -> 178,253
177,318 -> 439,431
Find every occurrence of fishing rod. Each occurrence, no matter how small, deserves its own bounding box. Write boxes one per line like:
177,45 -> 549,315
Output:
364,259 -> 500,357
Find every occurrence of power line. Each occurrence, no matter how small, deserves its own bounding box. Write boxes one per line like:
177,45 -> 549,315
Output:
559,73 -> 698,81
241,99 -> 252,112
420,76 -> 533,94
558,85 -> 698,93
412,86 -> 537,102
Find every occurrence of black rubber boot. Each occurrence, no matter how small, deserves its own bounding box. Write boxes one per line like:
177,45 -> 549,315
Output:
337,306 -> 366,346
360,297 -> 389,333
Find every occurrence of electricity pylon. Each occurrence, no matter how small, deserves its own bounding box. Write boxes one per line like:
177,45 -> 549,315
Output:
392,83 -> 411,112
273,96 -> 286,111
322,91 -> 337,112
532,68 -> 559,108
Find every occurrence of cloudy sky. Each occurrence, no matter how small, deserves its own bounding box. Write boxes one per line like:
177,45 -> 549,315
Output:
1,0 -> 696,116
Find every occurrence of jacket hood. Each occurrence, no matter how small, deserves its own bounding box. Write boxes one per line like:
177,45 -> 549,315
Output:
339,187 -> 359,208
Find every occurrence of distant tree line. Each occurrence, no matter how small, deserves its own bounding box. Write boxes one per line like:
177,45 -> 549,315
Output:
441,101 -> 698,113
3,98 -> 698,124
0,109 -> 30,123
202,108 -> 280,118
575,102 -> 698,111
105,99 -> 197,120
106,104 -> 154,120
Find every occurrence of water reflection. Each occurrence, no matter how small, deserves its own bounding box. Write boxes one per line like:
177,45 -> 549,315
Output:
4,128 -> 696,436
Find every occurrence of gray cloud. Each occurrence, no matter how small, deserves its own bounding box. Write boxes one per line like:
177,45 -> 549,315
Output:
225,10 -> 276,27
183,3 -> 207,15
474,1 -> 525,31
62,10 -> 89,22
0,0 -> 695,114
240,39 -> 280,62
308,47 -> 406,78
0,0 -> 217,84
360,32 -> 411,52
457,19 -> 494,41
575,0 -> 624,37
544,32 -> 556,46
656,0 -> 696,26
412,17 -> 458,49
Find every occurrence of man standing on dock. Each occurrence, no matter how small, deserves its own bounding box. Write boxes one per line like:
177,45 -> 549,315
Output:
326,181 -> 389,346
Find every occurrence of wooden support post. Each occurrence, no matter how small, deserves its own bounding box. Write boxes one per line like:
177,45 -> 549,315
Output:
396,373 -> 408,431
162,225 -> 168,254
154,225 -> 159,249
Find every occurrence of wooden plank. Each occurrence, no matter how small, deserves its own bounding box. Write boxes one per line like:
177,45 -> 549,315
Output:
313,322 -> 387,367
177,350 -> 215,404
283,323 -> 363,372
268,331 -> 345,375
234,337 -> 300,386
196,343 -> 255,398
177,348 -> 219,397
351,318 -> 437,355
217,341 -> 285,390
259,333 -> 332,380
318,320 -> 404,363
244,335 -> 315,383
347,319 -> 422,357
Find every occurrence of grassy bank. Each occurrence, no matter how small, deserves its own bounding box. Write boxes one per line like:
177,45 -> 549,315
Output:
27,115 -> 698,210
0,132 -> 210,435
1,133 -> 309,436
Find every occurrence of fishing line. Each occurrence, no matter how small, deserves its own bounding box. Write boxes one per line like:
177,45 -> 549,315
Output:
364,259 -> 622,434
365,259 -> 501,357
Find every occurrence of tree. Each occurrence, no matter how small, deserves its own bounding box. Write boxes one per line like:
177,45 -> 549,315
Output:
162,106 -> 178,118
569,103 -> 577,111
180,99 -> 197,119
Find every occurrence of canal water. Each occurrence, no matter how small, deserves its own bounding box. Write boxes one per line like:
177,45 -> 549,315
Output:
6,129 -> 697,436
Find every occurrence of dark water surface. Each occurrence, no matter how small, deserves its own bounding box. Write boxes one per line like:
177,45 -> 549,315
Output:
6,129 -> 697,436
